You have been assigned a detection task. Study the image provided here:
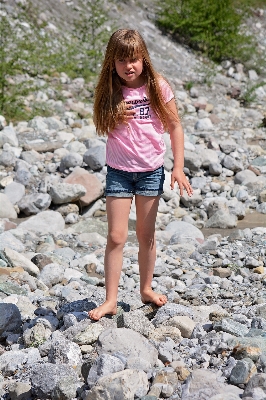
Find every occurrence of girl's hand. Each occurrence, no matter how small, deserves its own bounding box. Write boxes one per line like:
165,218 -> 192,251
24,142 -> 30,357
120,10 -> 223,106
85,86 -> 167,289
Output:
124,106 -> 136,120
171,167 -> 193,197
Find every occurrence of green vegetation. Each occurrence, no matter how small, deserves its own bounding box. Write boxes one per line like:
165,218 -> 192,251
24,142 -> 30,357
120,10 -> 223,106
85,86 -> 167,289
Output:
239,82 -> 266,106
0,0 -> 113,121
72,0 -> 113,77
156,0 -> 258,64
0,2 -> 34,120
183,81 -> 195,91
0,0 -> 59,121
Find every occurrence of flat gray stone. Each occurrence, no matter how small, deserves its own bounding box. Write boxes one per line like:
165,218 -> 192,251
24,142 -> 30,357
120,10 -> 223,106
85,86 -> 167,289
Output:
213,318 -> 249,337
0,231 -> 25,252
3,247 -> 40,276
0,282 -> 28,296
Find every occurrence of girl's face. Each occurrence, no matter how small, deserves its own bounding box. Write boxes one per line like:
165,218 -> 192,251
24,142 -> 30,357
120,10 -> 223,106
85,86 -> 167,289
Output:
114,55 -> 144,88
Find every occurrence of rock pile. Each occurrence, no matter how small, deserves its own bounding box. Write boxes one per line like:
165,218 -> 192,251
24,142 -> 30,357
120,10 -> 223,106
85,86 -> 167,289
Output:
0,0 -> 266,399
1,218 -> 266,399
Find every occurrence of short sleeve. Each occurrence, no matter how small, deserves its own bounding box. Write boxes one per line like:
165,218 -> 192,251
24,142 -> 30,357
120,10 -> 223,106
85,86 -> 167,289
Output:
159,78 -> 174,103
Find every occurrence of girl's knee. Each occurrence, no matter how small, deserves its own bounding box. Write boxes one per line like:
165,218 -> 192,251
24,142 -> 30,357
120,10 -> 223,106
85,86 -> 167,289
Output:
136,229 -> 155,245
108,230 -> 127,247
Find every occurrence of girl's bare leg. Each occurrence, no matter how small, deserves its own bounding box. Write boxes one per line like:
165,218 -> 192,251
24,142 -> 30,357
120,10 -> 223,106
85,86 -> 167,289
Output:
88,196 -> 132,320
135,195 -> 167,306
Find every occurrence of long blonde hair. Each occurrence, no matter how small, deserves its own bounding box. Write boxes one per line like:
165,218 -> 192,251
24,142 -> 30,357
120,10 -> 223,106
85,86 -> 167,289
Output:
93,29 -> 177,136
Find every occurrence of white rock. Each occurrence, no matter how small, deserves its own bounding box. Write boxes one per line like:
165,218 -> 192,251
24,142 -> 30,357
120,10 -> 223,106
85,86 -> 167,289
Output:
0,194 -> 17,218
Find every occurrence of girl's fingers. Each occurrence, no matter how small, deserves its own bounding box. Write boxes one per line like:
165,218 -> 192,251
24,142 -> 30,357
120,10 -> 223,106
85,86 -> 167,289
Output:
185,183 -> 193,196
171,171 -> 193,197
125,109 -> 135,120
173,179 -> 193,197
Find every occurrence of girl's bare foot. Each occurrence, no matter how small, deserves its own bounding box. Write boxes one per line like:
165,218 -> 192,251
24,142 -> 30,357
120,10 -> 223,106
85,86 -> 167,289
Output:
88,301 -> 117,321
141,288 -> 167,307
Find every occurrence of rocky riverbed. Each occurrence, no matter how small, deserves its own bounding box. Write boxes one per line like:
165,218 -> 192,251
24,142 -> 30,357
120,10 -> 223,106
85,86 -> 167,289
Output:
1,0 -> 266,399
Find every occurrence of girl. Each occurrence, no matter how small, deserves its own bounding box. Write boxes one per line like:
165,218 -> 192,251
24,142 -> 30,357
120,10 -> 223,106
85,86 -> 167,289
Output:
89,29 -> 193,321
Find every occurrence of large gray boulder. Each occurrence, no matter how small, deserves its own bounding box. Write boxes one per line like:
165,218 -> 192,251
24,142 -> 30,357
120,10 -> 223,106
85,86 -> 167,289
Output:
165,221 -> 204,245
4,181 -> 25,204
205,210 -> 238,229
84,369 -> 149,400
0,348 -> 41,377
29,363 -> 79,399
97,328 -> 158,367
38,263 -> 65,288
184,150 -> 203,171
83,145 -> 106,170
49,182 -> 86,204
18,193 -> 51,215
234,169 -> 257,185
222,155 -> 244,173
181,369 -> 243,399
59,152 -> 83,172
87,353 -> 125,387
18,210 -> 65,234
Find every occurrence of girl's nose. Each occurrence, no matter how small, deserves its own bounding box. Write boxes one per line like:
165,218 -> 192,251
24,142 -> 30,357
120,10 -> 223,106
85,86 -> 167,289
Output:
125,60 -> 132,68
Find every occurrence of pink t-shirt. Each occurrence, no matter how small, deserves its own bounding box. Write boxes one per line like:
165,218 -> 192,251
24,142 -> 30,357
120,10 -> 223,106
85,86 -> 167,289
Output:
106,79 -> 174,172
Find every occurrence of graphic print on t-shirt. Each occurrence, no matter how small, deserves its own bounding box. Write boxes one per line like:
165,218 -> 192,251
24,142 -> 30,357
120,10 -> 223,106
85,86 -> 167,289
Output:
126,96 -> 151,120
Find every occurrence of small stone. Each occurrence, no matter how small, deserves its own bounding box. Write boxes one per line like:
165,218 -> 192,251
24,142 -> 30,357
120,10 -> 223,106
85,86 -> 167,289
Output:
175,366 -> 190,381
233,345 -> 262,362
213,267 -> 232,278
80,345 -> 93,354
209,310 -> 230,322
73,323 -> 104,345
166,315 -> 195,338
152,370 -> 178,386
253,266 -> 264,274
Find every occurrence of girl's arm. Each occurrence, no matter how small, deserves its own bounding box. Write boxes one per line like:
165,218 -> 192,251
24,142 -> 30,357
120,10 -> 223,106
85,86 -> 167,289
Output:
166,98 -> 193,197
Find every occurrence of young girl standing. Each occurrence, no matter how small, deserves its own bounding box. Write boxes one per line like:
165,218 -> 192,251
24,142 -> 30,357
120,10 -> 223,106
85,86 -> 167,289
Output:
89,29 -> 193,321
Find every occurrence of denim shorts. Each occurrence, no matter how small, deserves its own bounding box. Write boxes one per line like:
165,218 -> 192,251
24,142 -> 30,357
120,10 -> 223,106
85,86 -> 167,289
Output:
105,165 -> 165,197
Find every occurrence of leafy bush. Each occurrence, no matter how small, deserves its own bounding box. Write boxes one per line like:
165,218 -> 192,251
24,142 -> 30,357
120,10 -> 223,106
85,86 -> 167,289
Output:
156,0 -> 257,63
